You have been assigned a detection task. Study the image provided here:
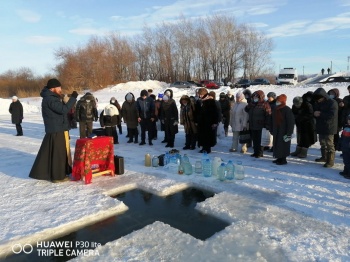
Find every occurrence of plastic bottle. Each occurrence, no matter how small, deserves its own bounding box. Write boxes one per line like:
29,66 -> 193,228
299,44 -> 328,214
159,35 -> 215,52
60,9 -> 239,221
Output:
182,154 -> 189,163
212,157 -> 222,177
203,159 -> 212,177
234,160 -> 245,180
217,163 -> 227,181
168,155 -> 178,173
194,161 -> 202,174
152,156 -> 159,167
178,163 -> 184,175
164,152 -> 170,165
182,155 -> 193,175
145,153 -> 151,167
225,160 -> 235,180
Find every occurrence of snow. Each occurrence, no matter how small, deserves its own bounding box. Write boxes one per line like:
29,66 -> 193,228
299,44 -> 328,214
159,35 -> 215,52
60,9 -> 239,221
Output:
0,77 -> 350,261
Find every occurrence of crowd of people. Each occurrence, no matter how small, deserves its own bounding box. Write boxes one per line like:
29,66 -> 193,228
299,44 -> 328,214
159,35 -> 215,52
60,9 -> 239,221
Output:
9,78 -> 349,182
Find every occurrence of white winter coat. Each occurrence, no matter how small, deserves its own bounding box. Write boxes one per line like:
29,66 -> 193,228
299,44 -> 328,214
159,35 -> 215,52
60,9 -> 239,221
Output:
230,99 -> 249,132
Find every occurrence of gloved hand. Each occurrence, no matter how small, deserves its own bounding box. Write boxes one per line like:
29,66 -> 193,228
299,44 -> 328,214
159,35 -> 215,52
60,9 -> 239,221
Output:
173,121 -> 179,126
283,135 -> 291,142
71,91 -> 78,99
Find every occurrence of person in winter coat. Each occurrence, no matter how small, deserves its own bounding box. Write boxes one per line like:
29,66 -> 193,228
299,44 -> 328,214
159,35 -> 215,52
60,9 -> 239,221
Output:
154,93 -> 163,140
9,96 -> 23,136
75,92 -> 98,138
29,79 -> 78,182
229,91 -> 249,153
100,97 -> 120,144
196,88 -> 219,153
219,92 -> 231,136
226,90 -> 235,108
313,87 -> 338,167
245,90 -> 271,158
263,92 -> 277,152
327,88 -> 343,150
159,94 -> 178,148
339,114 -> 350,179
110,97 -> 123,135
121,92 -> 139,143
136,89 -> 155,146
341,85 -> 350,127
291,95 -> 317,158
270,94 -> 295,165
180,95 -> 197,150
243,89 -> 252,104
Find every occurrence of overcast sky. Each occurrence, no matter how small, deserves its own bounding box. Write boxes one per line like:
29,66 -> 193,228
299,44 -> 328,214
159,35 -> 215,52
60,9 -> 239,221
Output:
1,0 -> 350,77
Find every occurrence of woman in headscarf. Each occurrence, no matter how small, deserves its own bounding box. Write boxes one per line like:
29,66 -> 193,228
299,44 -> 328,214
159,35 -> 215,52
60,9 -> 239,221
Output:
271,94 -> 295,165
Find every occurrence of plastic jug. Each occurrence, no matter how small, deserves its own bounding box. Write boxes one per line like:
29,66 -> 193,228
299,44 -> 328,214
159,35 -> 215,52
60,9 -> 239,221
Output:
203,159 -> 212,177
145,153 -> 151,167
212,157 -> 222,177
182,156 -> 193,175
194,161 -> 202,174
152,156 -> 159,167
201,151 -> 209,166
235,160 -> 245,180
225,160 -> 235,180
217,163 -> 227,181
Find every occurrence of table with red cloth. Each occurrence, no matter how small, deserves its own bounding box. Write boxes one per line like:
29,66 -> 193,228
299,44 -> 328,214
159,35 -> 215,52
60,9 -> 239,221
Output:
72,136 -> 115,184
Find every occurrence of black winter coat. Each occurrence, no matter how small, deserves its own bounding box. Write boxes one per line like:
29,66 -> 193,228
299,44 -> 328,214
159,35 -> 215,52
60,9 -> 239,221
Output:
9,100 -> 23,124
197,96 -> 218,148
136,97 -> 155,120
40,88 -> 77,134
160,99 -> 179,134
121,93 -> 138,129
292,101 -> 317,147
313,88 -> 338,135
75,94 -> 98,122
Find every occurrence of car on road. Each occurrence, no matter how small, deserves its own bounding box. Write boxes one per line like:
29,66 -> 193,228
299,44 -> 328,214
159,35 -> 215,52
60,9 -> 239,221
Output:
187,80 -> 204,87
170,81 -> 197,88
251,78 -> 271,85
234,79 -> 251,88
200,80 -> 220,89
319,76 -> 350,84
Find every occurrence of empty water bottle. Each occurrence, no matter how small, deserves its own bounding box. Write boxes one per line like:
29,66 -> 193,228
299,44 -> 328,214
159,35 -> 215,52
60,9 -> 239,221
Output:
225,160 -> 234,180
203,159 -> 212,177
234,160 -> 245,180
217,163 -> 227,181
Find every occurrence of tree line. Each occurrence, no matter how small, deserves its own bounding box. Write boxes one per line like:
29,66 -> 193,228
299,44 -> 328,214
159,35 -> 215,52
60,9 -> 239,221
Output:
0,14 -> 274,98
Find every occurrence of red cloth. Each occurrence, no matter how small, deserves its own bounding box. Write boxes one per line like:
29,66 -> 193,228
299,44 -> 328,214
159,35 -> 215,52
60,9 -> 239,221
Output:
72,136 -> 115,184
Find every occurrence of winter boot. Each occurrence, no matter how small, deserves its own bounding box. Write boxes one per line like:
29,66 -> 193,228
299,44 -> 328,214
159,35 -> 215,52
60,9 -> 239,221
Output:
291,146 -> 302,157
323,151 -> 335,167
276,157 -> 287,165
127,129 -> 133,143
224,127 -> 228,137
297,147 -> 308,158
315,148 -> 326,162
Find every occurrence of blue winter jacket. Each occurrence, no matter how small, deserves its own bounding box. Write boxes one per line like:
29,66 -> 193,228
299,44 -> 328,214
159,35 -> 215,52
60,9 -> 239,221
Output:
40,88 -> 77,134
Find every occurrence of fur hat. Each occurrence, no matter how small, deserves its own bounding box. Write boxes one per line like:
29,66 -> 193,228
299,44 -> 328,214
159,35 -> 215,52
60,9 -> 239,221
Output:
163,95 -> 169,101
293,96 -> 303,106
267,92 -> 276,99
46,78 -> 61,89
140,89 -> 148,97
12,96 -> 18,100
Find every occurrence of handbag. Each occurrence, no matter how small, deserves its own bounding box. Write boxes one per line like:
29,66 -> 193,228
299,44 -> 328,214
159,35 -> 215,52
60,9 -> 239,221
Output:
239,130 -> 251,144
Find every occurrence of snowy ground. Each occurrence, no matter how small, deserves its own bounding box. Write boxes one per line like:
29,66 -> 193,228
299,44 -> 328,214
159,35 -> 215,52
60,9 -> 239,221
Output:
0,78 -> 350,261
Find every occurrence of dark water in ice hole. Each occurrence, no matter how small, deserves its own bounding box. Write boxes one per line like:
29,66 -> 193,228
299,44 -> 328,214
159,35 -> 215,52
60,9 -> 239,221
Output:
5,188 -> 230,262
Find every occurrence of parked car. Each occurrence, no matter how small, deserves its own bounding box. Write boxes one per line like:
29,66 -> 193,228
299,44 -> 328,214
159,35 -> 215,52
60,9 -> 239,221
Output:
170,81 -> 197,88
320,76 -> 350,84
200,80 -> 219,89
234,79 -> 251,88
251,78 -> 271,85
187,80 -> 204,87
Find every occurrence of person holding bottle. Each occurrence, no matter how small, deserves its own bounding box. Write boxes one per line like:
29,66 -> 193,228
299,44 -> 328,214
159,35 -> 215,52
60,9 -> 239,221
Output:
270,94 -> 295,165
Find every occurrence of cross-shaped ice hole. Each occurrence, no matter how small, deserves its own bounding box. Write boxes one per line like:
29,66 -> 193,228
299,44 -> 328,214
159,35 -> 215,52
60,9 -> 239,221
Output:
110,187 -> 230,240
6,188 -> 230,262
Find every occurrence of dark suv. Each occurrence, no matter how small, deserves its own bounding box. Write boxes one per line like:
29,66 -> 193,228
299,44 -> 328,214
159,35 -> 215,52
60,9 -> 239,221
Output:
251,78 -> 271,85
234,79 -> 251,88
